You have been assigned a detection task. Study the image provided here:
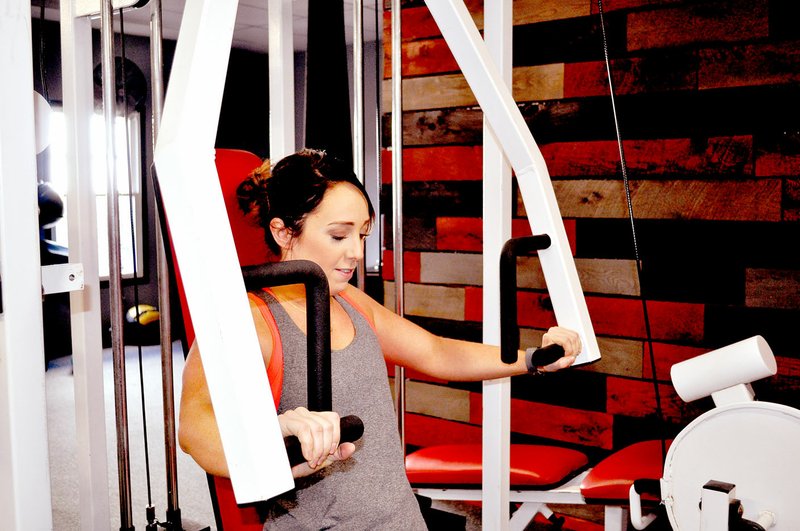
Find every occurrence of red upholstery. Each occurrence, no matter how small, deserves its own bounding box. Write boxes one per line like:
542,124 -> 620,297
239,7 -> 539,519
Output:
579,440 -> 672,502
169,149 -> 273,531
406,444 -> 589,488
172,149 -> 271,349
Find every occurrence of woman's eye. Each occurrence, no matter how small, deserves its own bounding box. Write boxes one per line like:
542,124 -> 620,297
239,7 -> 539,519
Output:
331,235 -> 346,242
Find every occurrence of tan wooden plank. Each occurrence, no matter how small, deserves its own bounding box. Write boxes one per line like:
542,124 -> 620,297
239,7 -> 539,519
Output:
404,380 -> 471,422
420,252 -> 484,286
384,0 -> 585,42
382,63 -> 564,111
521,179 -> 783,222
383,280 -> 465,320
518,256 -> 640,296
514,0 -> 589,25
746,269 -> 800,310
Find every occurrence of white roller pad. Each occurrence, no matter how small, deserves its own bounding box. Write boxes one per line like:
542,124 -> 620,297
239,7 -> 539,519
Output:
670,335 -> 776,403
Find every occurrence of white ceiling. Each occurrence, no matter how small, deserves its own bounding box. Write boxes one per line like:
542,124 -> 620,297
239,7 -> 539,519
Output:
34,0 -> 380,53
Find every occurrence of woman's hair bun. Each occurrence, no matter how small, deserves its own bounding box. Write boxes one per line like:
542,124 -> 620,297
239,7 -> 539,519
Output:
236,158 -> 272,221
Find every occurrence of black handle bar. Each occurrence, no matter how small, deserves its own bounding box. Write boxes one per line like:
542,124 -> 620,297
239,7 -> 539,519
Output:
284,415 -> 365,467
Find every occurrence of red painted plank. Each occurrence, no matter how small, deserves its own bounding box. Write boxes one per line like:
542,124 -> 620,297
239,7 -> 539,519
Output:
517,292 -> 559,329
627,1 -> 769,51
382,0 -> 483,42
436,217 -> 483,251
564,56 -> 696,98
470,394 -> 614,449
464,286 -> 482,322
699,43 -> 800,91
606,376 -> 702,423
585,298 -> 704,342
382,250 -> 422,283
756,152 -> 800,177
540,137 -> 753,178
642,342 -> 708,383
405,412 -> 482,448
381,146 -> 484,184
590,0 -> 684,13
437,217 -> 576,254
384,37 -> 461,78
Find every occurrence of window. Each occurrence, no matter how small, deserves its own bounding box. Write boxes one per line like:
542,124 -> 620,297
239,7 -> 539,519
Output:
47,109 -> 144,280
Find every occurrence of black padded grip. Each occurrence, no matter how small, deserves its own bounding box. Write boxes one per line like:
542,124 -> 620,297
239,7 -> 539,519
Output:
285,415 -> 364,467
530,343 -> 565,367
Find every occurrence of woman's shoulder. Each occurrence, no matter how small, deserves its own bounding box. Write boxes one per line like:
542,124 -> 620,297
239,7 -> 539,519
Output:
340,285 -> 381,322
247,293 -> 277,361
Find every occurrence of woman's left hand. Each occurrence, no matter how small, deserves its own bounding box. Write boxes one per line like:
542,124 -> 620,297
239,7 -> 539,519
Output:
539,326 -> 581,373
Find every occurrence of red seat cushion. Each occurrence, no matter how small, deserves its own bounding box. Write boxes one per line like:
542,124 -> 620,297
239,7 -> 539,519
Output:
406,444 -> 589,488
579,440 -> 672,502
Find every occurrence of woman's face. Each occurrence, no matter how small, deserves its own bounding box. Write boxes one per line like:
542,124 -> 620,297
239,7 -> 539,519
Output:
282,182 -> 371,295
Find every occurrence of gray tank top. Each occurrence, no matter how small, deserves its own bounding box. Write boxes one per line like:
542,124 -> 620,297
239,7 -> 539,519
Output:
256,290 -> 426,530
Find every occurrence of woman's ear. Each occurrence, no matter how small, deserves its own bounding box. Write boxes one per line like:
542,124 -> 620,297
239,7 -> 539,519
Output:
269,218 -> 293,250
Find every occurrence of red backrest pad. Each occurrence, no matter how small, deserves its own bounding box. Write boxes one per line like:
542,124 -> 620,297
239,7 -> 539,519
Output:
168,149 -> 273,531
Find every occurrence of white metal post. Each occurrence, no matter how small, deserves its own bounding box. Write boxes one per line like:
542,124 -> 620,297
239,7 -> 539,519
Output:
423,0 -> 601,366
155,0 -> 293,503
481,1 -> 513,528
268,0 -> 296,160
0,3 -> 53,530
60,0 -> 112,528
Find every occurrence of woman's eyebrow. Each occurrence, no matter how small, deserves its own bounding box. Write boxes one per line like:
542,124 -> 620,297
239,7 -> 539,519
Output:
327,221 -> 370,228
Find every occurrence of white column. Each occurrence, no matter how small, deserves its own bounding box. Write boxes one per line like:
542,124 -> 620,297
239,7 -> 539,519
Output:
0,3 -> 53,529
268,0 -> 296,160
60,2 -> 113,528
481,0 -> 513,528
423,0 -> 600,366
155,0 -> 293,502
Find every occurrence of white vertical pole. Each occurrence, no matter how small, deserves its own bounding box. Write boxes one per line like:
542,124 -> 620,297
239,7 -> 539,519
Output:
60,0 -> 112,528
0,3 -> 53,530
268,0 -> 296,160
423,0 -> 600,365
155,0 -> 293,502
481,0 -> 513,528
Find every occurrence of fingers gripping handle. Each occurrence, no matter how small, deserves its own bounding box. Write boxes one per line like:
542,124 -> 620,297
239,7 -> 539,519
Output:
284,415 -> 365,467
529,344 -> 565,367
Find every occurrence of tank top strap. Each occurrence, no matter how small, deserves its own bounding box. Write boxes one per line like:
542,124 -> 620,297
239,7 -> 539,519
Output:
247,291 -> 283,407
337,290 -> 377,334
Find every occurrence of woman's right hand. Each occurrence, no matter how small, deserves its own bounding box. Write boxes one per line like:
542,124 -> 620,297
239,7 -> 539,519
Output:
278,407 -> 356,478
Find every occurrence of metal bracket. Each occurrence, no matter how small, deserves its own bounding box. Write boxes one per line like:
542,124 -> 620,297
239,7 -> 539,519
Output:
41,263 -> 85,295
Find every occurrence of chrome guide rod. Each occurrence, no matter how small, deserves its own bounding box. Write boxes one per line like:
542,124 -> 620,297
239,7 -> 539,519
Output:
100,1 -> 134,528
390,0 -> 406,450
353,0 -> 366,290
149,0 -> 182,526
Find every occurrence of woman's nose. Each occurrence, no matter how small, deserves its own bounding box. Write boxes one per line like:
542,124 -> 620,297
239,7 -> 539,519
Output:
350,237 -> 364,260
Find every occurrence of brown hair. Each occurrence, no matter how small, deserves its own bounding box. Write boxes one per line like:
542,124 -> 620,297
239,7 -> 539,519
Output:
237,148 -> 375,255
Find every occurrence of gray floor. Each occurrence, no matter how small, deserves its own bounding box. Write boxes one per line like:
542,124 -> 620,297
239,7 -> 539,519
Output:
46,343 -> 215,531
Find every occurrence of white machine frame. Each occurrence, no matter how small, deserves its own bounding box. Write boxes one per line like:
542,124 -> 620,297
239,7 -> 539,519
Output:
629,336 -> 795,531
1,0 -> 600,527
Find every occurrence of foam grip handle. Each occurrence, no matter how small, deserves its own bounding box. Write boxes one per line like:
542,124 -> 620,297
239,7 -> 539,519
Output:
285,415 -> 364,467
531,343 -> 565,367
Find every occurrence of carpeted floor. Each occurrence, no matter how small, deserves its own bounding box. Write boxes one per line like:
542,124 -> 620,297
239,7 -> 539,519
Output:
46,343 -> 215,530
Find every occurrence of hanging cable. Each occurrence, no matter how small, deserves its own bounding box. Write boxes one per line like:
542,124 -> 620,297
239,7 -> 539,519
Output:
118,10 -> 158,528
597,0 -> 668,461
38,4 -> 50,102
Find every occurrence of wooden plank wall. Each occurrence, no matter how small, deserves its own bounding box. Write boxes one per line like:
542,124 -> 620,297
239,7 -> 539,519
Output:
379,0 -> 800,460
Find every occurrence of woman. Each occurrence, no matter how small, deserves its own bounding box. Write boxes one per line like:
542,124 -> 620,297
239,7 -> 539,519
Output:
178,148 -> 581,529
